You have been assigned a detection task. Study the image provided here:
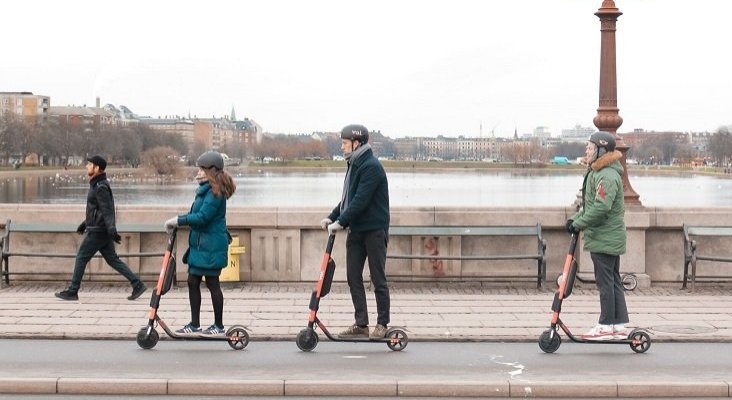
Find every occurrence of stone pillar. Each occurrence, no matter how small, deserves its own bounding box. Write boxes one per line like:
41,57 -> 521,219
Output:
593,0 -> 641,205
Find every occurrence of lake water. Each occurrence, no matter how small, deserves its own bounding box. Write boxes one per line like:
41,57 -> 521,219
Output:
0,170 -> 730,207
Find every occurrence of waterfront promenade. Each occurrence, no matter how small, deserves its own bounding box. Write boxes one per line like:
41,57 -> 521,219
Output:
2,282 -> 732,342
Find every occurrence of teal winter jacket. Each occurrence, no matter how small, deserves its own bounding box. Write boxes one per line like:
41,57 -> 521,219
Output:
177,182 -> 229,276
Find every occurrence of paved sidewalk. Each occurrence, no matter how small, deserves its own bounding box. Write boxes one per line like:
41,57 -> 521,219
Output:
1,281 -> 731,342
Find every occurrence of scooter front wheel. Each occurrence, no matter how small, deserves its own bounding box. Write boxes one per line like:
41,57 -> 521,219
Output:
136,327 -> 159,350
226,325 -> 250,350
539,329 -> 561,353
386,328 -> 408,351
296,328 -> 319,352
629,329 -> 651,353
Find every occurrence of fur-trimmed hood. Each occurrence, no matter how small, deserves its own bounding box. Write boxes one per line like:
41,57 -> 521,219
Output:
590,150 -> 623,172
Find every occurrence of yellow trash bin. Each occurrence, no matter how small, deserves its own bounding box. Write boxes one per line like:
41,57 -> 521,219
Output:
220,236 -> 246,282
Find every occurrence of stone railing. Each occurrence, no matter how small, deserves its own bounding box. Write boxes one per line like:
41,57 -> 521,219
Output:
2,204 -> 732,288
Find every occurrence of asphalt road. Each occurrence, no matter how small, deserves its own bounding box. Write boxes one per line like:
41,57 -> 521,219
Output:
1,339 -> 731,382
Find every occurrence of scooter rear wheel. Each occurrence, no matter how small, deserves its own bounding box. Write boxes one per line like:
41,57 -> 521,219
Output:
539,329 -> 561,353
226,325 -> 250,350
629,329 -> 651,353
136,327 -> 159,350
386,328 -> 408,351
622,274 -> 638,291
296,328 -> 319,352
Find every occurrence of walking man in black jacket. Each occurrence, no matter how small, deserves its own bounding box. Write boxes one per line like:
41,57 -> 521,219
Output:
55,155 -> 147,301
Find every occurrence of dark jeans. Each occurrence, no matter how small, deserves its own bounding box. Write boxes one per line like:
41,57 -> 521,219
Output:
346,229 -> 390,327
68,231 -> 141,292
591,252 -> 629,325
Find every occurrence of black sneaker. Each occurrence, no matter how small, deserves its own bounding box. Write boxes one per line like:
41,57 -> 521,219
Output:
127,283 -> 147,300
55,290 -> 78,301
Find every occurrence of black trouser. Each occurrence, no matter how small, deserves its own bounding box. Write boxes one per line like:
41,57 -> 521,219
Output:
346,229 -> 390,327
591,252 -> 629,325
187,274 -> 224,328
68,231 -> 141,293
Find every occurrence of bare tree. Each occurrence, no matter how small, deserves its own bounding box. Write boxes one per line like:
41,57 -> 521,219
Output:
141,146 -> 181,176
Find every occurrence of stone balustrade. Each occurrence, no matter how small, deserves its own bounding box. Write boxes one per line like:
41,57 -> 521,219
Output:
2,204 -> 732,287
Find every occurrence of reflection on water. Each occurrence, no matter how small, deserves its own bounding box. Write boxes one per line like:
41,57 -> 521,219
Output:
0,170 -> 730,207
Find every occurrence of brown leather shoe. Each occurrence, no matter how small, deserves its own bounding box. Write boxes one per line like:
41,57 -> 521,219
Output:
338,324 -> 369,338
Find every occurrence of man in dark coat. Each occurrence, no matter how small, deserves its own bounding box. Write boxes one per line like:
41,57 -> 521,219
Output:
320,124 -> 391,340
55,155 -> 147,301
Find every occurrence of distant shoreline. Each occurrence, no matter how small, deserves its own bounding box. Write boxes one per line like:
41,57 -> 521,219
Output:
0,162 -> 729,179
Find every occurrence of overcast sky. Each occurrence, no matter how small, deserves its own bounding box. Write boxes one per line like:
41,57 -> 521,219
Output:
3,0 -> 730,137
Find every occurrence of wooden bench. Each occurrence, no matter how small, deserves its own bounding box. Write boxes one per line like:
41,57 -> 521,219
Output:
386,224 -> 547,287
0,218 -> 170,285
683,224 -> 732,292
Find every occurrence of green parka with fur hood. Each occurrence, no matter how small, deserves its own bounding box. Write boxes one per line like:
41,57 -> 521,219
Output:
572,150 -> 626,256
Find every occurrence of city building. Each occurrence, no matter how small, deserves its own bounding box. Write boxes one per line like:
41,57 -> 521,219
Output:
0,92 -> 50,123
561,124 -> 596,142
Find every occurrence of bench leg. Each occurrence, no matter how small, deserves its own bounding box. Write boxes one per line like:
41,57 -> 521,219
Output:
1,256 -> 8,286
682,260 -> 689,289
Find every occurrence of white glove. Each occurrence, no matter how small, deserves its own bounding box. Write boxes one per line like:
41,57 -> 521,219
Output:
327,221 -> 344,235
319,218 -> 332,230
164,217 -> 178,233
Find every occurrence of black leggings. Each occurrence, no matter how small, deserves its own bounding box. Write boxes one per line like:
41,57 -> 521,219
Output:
187,274 -> 224,328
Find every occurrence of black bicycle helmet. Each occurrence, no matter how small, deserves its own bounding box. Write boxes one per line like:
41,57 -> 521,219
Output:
196,150 -> 224,170
588,131 -> 616,152
340,124 -> 369,144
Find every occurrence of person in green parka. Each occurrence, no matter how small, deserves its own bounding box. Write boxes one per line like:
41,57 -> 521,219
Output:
164,151 -> 236,335
566,131 -> 629,340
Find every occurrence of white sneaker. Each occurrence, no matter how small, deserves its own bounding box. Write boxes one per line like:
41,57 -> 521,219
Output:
613,324 -> 628,339
581,324 -> 614,340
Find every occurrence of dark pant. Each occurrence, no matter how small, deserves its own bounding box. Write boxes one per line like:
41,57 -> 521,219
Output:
346,229 -> 390,327
68,231 -> 141,292
187,274 -> 224,328
591,252 -> 629,325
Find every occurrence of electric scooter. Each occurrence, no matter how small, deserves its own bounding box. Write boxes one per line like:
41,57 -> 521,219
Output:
136,228 -> 250,350
538,232 -> 651,354
295,233 -> 408,352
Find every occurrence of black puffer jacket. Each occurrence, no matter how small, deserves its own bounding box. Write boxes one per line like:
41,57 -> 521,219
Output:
84,173 -> 118,236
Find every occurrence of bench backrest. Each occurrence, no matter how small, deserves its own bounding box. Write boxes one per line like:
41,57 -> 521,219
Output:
389,225 -> 542,238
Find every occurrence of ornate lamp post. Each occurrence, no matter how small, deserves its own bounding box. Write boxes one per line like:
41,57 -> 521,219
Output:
594,0 -> 641,205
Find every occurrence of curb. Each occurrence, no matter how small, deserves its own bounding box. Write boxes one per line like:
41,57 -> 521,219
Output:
0,378 -> 730,397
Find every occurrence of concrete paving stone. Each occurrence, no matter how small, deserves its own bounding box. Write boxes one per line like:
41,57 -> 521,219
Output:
167,379 -> 284,396
0,324 -> 51,333
617,380 -> 729,398
57,378 -> 167,395
440,313 -> 515,321
96,317 -> 146,326
510,380 -> 617,398
284,379 -> 397,396
18,317 -> 98,325
658,313 -> 732,321
0,378 -> 57,394
397,380 -> 509,397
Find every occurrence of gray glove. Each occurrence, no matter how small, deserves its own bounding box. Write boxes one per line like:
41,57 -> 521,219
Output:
319,218 -> 332,230
327,221 -> 344,235
164,217 -> 178,233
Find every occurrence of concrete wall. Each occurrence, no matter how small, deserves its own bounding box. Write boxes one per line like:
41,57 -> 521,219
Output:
2,204 -> 732,287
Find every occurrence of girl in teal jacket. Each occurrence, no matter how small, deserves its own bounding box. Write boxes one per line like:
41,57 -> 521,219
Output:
165,151 -> 236,335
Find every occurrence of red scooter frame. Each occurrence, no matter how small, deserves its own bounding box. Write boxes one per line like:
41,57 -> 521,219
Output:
295,233 -> 408,352
136,228 -> 250,350
539,232 -> 651,353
